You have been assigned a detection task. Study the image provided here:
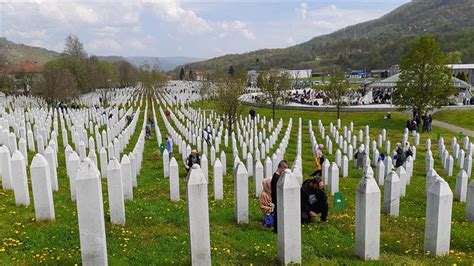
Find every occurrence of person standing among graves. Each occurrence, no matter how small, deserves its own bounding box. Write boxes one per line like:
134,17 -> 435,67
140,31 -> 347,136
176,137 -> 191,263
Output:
185,150 -> 201,171
259,177 -> 274,228
249,109 -> 256,120
166,134 -> 173,158
311,144 -> 325,177
300,178 -> 328,223
271,160 -> 289,233
394,143 -> 405,167
427,114 -> 433,132
355,144 -> 366,169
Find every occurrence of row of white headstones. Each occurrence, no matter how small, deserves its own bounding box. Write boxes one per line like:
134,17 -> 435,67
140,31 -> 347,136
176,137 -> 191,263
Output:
1,91 -> 147,265
157,84 -> 474,263
157,88 -> 303,264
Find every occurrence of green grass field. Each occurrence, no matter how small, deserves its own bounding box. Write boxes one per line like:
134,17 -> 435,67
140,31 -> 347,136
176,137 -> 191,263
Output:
434,109 -> 474,131
1,99 -> 473,264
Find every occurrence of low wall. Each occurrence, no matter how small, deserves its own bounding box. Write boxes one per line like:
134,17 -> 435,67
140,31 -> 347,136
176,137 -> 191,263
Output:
243,102 -> 474,113
243,102 -> 399,113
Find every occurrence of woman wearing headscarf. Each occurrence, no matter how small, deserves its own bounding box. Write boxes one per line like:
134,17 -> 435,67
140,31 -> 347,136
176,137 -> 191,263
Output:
260,177 -> 274,227
311,144 -> 325,177
355,144 -> 365,169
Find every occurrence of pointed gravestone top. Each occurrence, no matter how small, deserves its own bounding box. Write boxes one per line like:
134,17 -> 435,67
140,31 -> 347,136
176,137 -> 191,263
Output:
12,150 -> 24,161
237,162 -> 248,175
69,151 -> 80,161
65,145 -> 73,153
170,157 -> 178,167
188,164 -> 207,185
77,158 -> 100,180
121,154 -> 130,164
31,153 -> 48,169
107,158 -> 121,171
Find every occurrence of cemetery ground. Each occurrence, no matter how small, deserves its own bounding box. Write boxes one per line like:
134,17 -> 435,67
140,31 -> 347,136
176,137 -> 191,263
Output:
434,109 -> 474,131
1,98 -> 474,264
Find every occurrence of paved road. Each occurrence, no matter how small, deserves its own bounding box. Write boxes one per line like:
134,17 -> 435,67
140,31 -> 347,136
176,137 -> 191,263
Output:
432,120 -> 474,138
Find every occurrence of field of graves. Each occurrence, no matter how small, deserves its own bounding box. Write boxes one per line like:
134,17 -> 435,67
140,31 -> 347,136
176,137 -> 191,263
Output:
1,86 -> 474,265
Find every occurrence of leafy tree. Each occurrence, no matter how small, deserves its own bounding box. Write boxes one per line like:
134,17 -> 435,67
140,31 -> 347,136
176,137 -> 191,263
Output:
116,60 -> 138,87
179,68 -> 185,80
446,51 -> 463,64
63,35 -> 87,60
0,73 -> 15,95
393,35 -> 456,117
57,56 -> 90,93
228,65 -> 235,76
258,70 -> 291,119
214,69 -> 246,136
322,71 -> 350,119
31,60 -> 79,104
139,68 -> 165,96
188,69 -> 194,81
256,73 -> 264,88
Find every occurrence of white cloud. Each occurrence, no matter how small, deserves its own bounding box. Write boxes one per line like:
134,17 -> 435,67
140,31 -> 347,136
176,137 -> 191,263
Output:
287,37 -> 296,46
75,6 -> 100,24
130,40 -> 146,51
88,38 -> 122,54
5,29 -> 47,40
150,1 -> 211,34
219,20 -> 256,40
299,3 -> 308,19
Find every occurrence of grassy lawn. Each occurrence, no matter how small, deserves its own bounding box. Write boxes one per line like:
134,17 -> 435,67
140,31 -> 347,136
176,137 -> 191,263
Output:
434,109 -> 474,131
1,99 -> 473,264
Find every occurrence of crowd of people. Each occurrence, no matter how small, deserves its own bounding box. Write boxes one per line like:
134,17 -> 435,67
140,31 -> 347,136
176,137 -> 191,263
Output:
407,114 -> 432,133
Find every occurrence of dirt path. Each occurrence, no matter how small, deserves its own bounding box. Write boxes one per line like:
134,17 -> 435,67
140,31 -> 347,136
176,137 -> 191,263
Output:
432,120 -> 474,137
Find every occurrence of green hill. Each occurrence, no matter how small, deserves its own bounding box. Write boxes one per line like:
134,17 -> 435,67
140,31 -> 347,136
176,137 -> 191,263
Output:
181,0 -> 474,73
0,37 -> 59,66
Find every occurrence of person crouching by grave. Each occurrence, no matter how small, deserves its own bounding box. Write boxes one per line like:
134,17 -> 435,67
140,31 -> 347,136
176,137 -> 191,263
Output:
355,144 -> 366,169
145,124 -> 152,140
166,134 -> 173,158
271,160 -> 289,233
394,143 -> 405,167
260,177 -> 274,228
185,150 -> 201,172
311,144 -> 325,177
301,178 -> 328,223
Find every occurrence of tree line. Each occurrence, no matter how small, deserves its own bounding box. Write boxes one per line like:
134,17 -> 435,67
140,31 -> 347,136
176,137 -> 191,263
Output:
0,35 -> 165,105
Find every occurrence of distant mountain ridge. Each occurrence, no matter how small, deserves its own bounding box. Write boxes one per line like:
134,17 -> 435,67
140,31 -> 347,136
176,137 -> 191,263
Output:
0,37 -> 203,71
96,56 -> 204,71
181,0 -> 474,73
0,37 -> 60,65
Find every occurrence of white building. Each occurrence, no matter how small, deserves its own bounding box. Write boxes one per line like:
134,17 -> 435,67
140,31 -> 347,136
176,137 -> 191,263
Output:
447,64 -> 474,84
283,69 -> 312,79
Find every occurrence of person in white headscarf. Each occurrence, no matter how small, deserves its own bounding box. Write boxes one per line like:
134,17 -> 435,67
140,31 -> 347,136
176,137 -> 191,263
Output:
355,144 -> 366,169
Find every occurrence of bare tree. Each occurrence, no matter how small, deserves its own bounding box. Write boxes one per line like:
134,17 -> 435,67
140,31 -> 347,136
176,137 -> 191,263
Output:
63,35 -> 87,60
31,61 -> 79,104
259,70 -> 291,119
198,79 -> 213,101
214,69 -> 247,136
116,60 -> 138,88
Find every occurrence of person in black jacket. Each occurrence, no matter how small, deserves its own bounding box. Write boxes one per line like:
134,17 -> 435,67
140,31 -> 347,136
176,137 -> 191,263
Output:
271,160 -> 289,233
301,178 -> 328,223
185,150 -> 201,172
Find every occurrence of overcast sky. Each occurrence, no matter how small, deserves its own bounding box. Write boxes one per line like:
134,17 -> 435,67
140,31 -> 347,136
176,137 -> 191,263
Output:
0,0 -> 410,59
